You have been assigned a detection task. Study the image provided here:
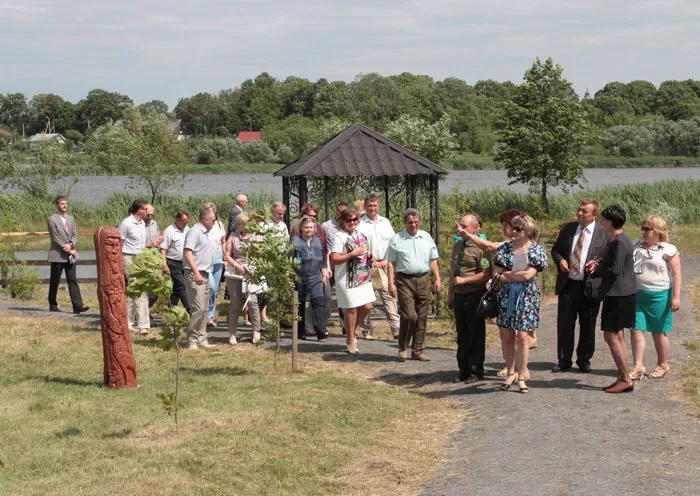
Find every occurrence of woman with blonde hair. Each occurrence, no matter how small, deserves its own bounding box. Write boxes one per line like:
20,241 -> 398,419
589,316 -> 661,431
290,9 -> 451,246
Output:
492,214 -> 548,393
224,212 -> 263,344
629,215 -> 681,380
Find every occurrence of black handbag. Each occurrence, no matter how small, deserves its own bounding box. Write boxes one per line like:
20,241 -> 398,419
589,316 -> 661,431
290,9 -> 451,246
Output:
476,277 -> 501,319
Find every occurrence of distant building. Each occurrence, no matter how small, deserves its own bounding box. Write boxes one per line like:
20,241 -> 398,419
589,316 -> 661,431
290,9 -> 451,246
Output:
170,119 -> 191,141
27,133 -> 67,149
236,131 -> 261,143
0,128 -> 11,137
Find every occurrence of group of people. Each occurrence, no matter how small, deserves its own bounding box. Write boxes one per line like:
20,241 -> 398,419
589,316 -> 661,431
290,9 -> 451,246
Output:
47,194 -> 682,394
451,199 -> 681,394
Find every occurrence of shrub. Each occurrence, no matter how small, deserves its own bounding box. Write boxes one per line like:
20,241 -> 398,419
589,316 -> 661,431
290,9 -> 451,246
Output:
275,143 -> 296,164
241,140 -> 274,163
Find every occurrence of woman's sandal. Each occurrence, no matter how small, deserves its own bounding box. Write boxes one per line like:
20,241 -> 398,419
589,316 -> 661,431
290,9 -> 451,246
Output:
500,373 -> 517,390
629,366 -> 646,381
518,380 -> 529,394
646,365 -> 669,379
497,367 -> 508,377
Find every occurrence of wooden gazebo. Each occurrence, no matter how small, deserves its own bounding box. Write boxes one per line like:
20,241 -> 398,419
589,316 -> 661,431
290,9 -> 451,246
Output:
273,124 -> 448,241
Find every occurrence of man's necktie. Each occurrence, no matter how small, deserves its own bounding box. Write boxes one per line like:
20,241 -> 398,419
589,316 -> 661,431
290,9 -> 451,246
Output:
570,228 -> 586,277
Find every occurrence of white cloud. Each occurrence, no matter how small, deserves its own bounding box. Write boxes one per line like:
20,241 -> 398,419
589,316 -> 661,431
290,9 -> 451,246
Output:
1,0 -> 700,105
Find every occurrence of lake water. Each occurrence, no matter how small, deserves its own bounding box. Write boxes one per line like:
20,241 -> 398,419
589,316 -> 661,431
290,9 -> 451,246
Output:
6,168 -> 700,203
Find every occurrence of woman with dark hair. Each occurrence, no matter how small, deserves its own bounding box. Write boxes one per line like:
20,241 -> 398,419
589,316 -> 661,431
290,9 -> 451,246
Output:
331,208 -> 375,354
591,204 -> 637,393
292,217 -> 328,341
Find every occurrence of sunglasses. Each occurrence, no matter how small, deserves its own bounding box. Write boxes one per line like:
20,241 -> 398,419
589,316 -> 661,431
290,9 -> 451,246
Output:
348,218 -> 359,223
641,226 -> 652,232
511,225 -> 523,233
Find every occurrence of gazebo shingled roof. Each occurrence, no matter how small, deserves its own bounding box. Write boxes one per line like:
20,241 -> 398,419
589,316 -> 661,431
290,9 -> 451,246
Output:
274,123 -> 448,178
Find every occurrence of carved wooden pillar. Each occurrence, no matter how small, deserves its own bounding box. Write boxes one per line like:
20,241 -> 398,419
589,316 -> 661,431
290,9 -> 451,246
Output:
94,226 -> 138,389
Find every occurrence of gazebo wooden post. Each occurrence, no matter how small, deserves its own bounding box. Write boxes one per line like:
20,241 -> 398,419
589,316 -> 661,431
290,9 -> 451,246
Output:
433,175 -> 440,246
384,176 -> 390,220
282,177 -> 291,227
324,177 -> 330,222
299,177 -> 308,207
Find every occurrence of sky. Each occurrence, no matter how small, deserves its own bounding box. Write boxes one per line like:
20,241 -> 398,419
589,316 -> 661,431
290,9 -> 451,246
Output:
2,0 -> 700,108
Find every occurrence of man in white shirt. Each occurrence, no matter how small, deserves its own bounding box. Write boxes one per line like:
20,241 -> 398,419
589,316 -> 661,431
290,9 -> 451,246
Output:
358,194 -> 400,339
143,204 -> 163,248
267,201 -> 289,239
118,200 -> 150,334
160,210 -> 191,313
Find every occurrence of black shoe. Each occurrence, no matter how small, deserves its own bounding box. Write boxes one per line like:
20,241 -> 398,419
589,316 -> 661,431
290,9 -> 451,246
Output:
472,368 -> 485,380
577,362 -> 592,373
552,362 -> 572,372
453,374 -> 471,383
298,334 -> 307,340
49,306 -> 61,312
316,331 -> 329,341
73,306 -> 89,315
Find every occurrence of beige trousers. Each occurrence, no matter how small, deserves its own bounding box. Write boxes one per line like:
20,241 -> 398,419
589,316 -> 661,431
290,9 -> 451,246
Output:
123,255 -> 150,329
185,269 -> 211,345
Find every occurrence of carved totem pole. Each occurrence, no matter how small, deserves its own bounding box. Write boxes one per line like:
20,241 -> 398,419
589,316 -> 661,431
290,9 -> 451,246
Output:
94,226 -> 138,389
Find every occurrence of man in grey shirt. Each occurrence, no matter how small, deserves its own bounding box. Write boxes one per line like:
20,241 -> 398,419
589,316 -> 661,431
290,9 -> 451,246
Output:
118,200 -> 149,334
183,205 -> 216,349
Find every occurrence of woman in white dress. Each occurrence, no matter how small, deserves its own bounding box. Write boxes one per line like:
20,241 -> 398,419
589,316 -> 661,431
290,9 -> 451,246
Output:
331,209 -> 375,354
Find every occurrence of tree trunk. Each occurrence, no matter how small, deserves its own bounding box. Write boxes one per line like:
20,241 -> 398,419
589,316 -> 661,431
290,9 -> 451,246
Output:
541,178 -> 549,214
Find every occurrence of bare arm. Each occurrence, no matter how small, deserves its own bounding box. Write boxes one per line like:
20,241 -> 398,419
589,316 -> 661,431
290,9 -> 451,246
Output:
387,261 -> 397,298
430,258 -> 441,293
669,253 -> 682,311
500,267 -> 537,283
330,246 -> 364,265
183,249 -> 204,285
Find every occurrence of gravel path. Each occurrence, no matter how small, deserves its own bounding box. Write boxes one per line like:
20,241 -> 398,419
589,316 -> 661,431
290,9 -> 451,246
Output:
2,256 -> 699,496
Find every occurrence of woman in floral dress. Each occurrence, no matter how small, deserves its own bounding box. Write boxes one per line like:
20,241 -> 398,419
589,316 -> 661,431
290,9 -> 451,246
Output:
493,215 -> 548,393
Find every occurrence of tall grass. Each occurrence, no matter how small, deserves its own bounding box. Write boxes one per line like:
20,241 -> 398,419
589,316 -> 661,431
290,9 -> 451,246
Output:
0,191 -> 277,232
443,154 -> 700,170
442,180 -> 700,224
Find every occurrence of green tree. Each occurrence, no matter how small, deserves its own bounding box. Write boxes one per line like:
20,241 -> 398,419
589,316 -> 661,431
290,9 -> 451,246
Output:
28,94 -> 77,134
0,93 -> 29,132
311,79 -> 355,120
654,81 -> 700,120
138,99 -> 169,116
0,141 -> 78,199
384,114 -> 455,163
351,73 -> 401,129
174,92 -> 222,136
76,89 -> 133,130
495,57 -> 587,213
88,112 -> 188,203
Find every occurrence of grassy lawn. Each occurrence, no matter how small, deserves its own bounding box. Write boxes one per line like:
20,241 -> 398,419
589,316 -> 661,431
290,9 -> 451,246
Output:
0,312 -> 464,496
678,278 -> 700,418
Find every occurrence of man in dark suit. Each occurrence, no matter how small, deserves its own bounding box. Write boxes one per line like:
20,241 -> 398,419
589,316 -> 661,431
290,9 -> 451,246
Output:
551,199 -> 609,373
226,194 -> 247,238
47,195 -> 89,314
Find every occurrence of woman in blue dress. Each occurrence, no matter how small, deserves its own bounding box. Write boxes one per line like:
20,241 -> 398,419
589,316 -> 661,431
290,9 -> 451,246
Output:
293,217 -> 328,340
493,215 -> 548,393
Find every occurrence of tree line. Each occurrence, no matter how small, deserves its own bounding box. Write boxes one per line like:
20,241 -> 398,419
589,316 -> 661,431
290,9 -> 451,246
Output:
4,72 -> 700,159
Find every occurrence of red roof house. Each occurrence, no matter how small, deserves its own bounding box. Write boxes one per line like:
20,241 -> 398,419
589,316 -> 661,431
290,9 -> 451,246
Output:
0,128 -> 11,137
236,131 -> 261,143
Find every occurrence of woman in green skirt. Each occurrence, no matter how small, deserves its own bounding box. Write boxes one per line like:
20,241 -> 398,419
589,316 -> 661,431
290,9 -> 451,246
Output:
629,215 -> 682,380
